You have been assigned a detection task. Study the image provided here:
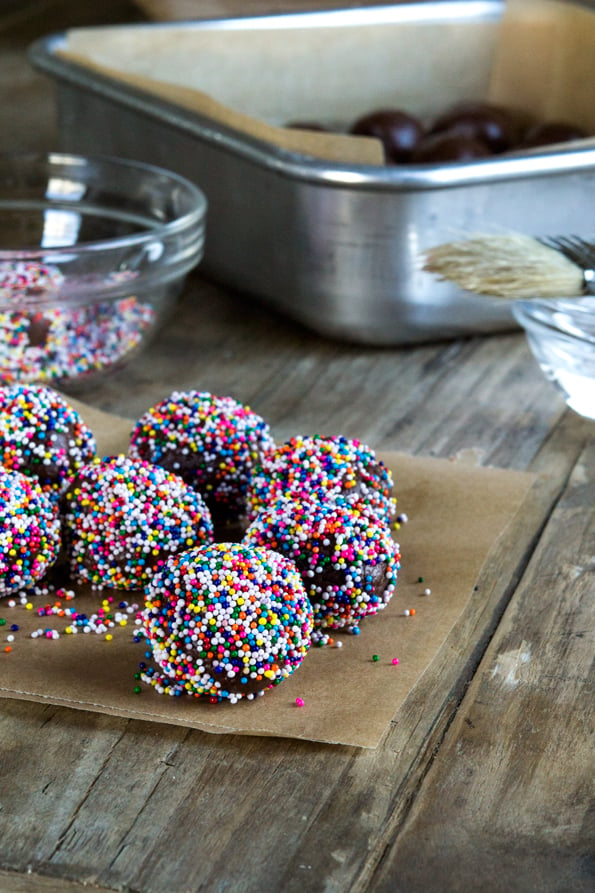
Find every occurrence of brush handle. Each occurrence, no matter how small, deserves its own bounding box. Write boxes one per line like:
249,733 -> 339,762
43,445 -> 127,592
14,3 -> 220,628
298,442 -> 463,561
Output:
542,236 -> 595,296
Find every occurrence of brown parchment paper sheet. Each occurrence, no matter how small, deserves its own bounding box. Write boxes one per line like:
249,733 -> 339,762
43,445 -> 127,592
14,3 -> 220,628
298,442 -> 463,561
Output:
488,0 -> 595,134
56,13 -> 502,164
55,0 -> 595,166
0,400 -> 536,748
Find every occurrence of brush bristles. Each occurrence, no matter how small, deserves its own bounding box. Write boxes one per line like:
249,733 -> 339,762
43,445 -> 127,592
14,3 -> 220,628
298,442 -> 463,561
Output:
424,233 -> 585,298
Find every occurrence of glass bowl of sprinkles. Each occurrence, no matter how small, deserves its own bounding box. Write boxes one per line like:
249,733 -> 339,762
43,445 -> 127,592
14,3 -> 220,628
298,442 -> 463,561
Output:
0,151 -> 207,387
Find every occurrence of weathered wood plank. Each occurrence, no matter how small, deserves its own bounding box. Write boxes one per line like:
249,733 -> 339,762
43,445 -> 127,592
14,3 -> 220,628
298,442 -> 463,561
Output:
0,3 -> 593,892
369,440 -> 595,893
0,408 -> 589,893
0,868 -> 114,893
69,275 -> 565,471
0,1 -> 145,153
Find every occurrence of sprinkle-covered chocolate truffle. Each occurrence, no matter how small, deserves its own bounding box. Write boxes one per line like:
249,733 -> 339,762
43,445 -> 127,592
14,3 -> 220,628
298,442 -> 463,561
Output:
247,434 -> 396,525
0,385 -> 96,500
129,390 -> 275,530
140,542 -> 313,703
244,497 -> 400,635
0,466 -> 61,597
62,455 -> 213,590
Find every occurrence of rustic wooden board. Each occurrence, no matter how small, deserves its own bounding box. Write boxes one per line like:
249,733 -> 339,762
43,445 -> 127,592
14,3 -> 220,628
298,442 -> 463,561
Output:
0,869 -> 111,893
0,342 -> 590,892
1,2 -> 594,892
370,439 -> 595,893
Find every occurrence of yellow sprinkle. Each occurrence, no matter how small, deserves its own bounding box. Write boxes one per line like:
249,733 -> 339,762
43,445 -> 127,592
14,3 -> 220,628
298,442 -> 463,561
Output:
105,634 -> 113,642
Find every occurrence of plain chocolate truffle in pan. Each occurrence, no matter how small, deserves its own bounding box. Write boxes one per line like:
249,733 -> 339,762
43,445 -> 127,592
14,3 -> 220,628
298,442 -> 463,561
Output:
429,101 -> 518,153
519,120 -> 588,148
350,108 -> 425,162
411,132 -> 492,163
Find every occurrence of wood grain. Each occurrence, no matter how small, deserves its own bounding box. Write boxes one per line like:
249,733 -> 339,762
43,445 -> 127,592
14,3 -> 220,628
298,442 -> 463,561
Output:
371,440 -> 595,893
0,2 -> 593,892
0,868 -> 113,893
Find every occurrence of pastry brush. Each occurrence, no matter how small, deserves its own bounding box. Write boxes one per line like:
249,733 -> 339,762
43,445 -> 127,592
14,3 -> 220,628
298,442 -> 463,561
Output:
423,232 -> 595,298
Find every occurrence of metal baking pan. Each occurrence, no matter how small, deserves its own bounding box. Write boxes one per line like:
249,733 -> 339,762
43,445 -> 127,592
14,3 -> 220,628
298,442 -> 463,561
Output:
29,1 -> 595,345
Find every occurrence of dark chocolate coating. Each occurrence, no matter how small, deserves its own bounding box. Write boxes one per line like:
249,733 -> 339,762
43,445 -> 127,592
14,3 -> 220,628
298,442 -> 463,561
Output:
350,108 -> 425,162
300,540 -> 391,603
131,440 -> 242,531
200,654 -> 288,696
411,132 -> 492,163
429,101 -> 518,153
520,121 -> 588,148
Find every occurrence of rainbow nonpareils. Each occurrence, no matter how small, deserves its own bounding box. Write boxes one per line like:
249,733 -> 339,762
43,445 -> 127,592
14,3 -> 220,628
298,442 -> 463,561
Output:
62,455 -> 213,590
140,542 -> 313,703
0,385 -> 96,500
0,262 -> 154,385
244,498 -> 400,635
247,434 -> 396,526
0,467 -> 61,597
129,390 -> 275,529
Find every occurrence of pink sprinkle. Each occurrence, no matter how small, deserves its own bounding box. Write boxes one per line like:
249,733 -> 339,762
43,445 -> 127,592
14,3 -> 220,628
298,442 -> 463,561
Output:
392,658 -> 400,665
295,697 -> 305,707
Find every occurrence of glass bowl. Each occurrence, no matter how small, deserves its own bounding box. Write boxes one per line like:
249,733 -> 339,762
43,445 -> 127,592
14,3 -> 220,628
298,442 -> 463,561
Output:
0,151 -> 207,388
512,297 -> 595,421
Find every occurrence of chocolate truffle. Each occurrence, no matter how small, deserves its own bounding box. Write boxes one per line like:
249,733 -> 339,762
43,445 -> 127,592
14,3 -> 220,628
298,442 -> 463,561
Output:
0,466 -> 61,597
62,455 -> 213,590
429,101 -> 518,153
350,108 -> 425,162
247,434 -> 396,526
411,132 -> 492,163
0,385 -> 96,500
140,542 -> 313,703
129,390 -> 275,531
520,120 -> 588,149
244,497 -> 400,637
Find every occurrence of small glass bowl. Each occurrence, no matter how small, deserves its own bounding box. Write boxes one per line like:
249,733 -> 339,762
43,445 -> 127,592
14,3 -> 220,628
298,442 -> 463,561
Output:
512,297 -> 595,420
0,151 -> 207,388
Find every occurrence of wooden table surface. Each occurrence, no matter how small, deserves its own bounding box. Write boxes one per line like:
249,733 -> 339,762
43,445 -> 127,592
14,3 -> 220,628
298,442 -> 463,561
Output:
1,2 -> 593,892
